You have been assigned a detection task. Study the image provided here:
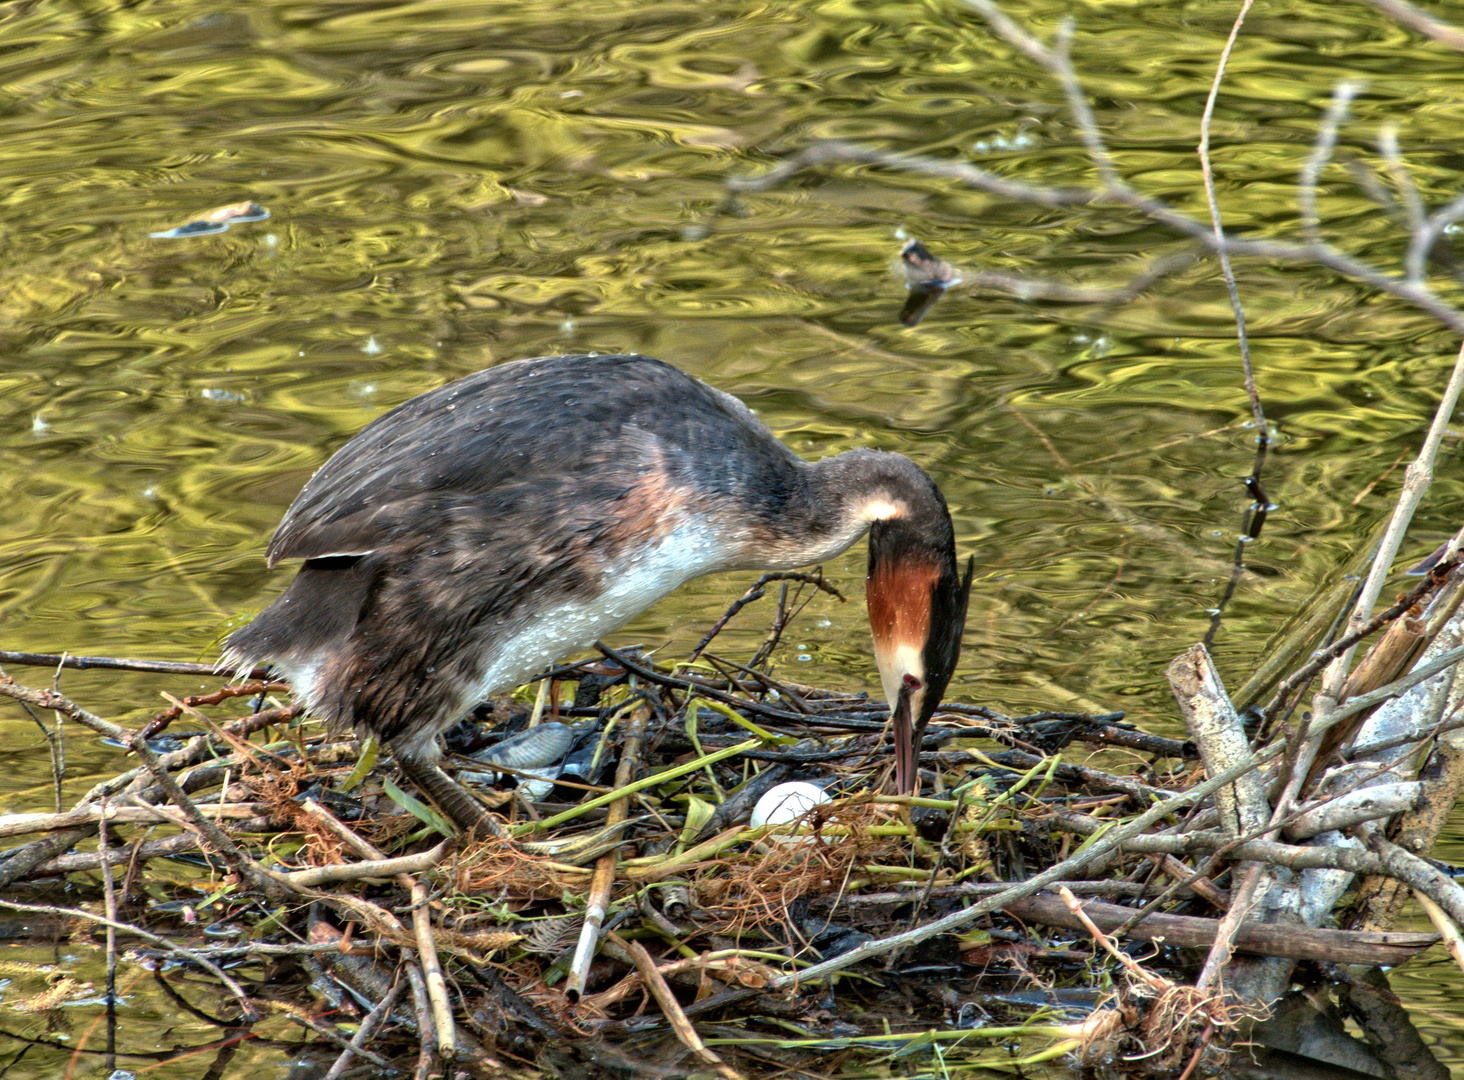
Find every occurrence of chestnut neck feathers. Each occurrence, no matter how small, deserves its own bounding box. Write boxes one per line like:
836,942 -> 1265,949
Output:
861,465 -> 969,692
816,451 -> 970,793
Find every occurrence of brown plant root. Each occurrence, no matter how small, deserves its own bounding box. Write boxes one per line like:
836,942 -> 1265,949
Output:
453,829 -> 593,901
689,801 -> 903,939
1074,983 -> 1262,1078
1058,886 -> 1267,1078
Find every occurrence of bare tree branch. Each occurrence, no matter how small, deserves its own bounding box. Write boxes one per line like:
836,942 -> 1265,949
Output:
1363,0 -> 1464,52
1379,127 -> 1429,272
1198,0 -> 1261,434
927,251 -> 1198,305
1300,83 -> 1362,247
727,139 -> 1093,209
733,4 -> 1464,338
1198,0 -> 1269,652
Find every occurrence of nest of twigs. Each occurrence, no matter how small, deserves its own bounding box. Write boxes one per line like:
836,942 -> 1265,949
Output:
0,573 -> 1404,1079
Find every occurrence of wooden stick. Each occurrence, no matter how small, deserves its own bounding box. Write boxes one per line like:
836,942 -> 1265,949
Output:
1006,893 -> 1436,966
0,827 -> 95,890
323,978 -> 404,1080
271,841 -> 452,889
615,934 -> 742,1080
298,799 -> 456,1059
1364,0 -> 1464,52
1285,782 -> 1421,841
565,704 -> 647,1001
1167,643 -> 1270,989
1413,889 -> 1464,978
0,649 -> 269,679
411,880 -> 456,1060
1308,612 -> 1431,787
1058,887 -> 1169,991
1355,725 -> 1464,931
402,951 -> 436,1080
98,797 -> 119,1069
1300,340 -> 1464,794
1159,855 -> 1230,909
25,833 -> 202,877
824,880 -> 1152,906
1341,615 -> 1430,703
1168,644 -> 1269,837
0,804 -> 267,839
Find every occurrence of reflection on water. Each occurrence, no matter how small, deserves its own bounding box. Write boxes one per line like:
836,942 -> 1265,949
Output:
4,0 -> 1464,1072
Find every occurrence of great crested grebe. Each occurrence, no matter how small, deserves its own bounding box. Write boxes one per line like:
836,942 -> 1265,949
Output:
224,353 -> 972,830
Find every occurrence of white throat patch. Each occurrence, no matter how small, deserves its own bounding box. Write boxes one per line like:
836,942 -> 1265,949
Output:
858,498 -> 904,523
875,641 -> 926,715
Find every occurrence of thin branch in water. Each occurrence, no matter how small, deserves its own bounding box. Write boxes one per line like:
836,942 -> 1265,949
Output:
99,799 -> 119,1073
930,250 -> 1201,306
48,657 -> 66,815
1197,0 -> 1269,652
733,135 -> 1464,334
1,663 -> 65,816
733,1 -> 1464,352
728,138 -> 1094,209
18,699 -> 61,814
322,978 -> 404,1080
0,897 -> 259,1022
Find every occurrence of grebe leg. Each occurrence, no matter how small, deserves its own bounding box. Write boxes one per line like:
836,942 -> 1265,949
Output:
396,754 -> 502,839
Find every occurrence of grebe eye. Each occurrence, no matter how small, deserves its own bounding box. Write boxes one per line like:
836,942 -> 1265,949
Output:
903,674 -> 923,690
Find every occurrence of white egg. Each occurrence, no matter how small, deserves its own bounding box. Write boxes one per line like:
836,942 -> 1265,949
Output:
750,781 -> 831,838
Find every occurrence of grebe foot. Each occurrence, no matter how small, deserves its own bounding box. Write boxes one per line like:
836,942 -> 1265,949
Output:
397,754 -> 503,839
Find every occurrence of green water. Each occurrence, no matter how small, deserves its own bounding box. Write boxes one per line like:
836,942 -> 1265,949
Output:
3,0 -> 1464,1073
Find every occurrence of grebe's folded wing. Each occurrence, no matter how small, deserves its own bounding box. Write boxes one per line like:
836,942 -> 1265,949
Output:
264,353 -> 795,566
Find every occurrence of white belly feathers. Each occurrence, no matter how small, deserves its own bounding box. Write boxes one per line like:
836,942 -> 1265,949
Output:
390,515 -> 728,759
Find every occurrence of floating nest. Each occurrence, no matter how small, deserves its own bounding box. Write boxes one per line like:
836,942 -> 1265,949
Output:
0,574 -> 1433,1079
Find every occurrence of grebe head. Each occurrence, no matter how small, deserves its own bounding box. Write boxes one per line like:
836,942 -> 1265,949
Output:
864,479 -> 974,796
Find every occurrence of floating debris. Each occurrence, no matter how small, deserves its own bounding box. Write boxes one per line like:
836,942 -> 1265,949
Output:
897,237 -> 960,327
199,387 -> 247,403
150,200 -> 270,239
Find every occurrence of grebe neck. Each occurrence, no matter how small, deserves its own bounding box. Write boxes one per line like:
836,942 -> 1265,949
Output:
803,449 -> 957,557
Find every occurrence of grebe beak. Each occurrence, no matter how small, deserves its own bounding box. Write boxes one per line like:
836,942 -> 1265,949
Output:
890,672 -> 922,798
869,545 -> 974,795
